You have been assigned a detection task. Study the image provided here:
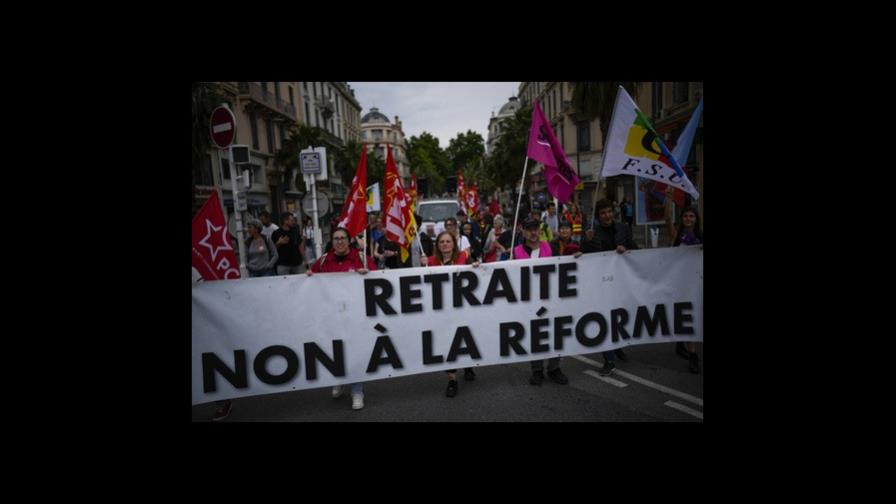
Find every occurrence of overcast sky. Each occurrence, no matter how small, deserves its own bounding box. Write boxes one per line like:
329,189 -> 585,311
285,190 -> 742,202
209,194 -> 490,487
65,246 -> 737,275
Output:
348,82 -> 520,149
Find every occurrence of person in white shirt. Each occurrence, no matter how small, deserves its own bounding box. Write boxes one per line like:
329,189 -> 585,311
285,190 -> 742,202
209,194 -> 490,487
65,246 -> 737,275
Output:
444,217 -> 470,252
259,210 -> 279,240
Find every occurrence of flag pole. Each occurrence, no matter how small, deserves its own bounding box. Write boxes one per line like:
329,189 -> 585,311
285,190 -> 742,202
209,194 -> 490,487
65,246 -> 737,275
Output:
509,156 -> 529,260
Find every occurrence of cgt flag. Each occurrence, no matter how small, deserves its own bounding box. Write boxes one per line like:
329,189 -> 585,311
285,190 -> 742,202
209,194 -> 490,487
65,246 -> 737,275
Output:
192,191 -> 241,281
527,100 -> 580,203
383,147 -> 415,263
600,86 -> 700,200
337,146 -> 369,237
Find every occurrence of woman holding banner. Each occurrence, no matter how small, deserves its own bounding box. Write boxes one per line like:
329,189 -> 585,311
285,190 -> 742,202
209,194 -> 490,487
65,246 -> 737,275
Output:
426,231 -> 480,397
665,188 -> 703,374
307,227 -> 377,410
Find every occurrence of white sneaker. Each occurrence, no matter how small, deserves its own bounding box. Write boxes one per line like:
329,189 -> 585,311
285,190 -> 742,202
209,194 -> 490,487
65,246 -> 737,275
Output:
351,393 -> 364,410
331,385 -> 343,398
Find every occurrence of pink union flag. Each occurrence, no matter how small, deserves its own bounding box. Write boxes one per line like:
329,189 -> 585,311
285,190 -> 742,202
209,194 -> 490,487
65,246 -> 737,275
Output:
527,100 -> 580,203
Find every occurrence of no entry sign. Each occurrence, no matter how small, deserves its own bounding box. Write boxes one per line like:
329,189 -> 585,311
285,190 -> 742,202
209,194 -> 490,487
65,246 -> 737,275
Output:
210,106 -> 236,148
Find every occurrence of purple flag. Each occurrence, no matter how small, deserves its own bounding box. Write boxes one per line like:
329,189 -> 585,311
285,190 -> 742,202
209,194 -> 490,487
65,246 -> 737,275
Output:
527,100 -> 581,203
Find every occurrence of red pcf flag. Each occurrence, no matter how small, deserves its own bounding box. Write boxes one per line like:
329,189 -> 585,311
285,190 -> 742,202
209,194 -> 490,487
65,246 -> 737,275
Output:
337,146 -> 368,237
192,191 -> 241,281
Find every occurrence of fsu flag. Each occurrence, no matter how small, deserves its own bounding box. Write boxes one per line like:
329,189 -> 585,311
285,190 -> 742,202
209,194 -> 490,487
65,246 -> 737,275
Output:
383,148 -> 415,263
192,191 -> 241,281
527,100 -> 580,203
337,146 -> 368,237
600,86 -> 700,200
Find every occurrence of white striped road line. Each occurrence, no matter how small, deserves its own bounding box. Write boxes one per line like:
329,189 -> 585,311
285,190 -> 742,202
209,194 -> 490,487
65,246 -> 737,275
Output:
570,354 -> 703,407
584,369 -> 628,388
664,400 -> 703,420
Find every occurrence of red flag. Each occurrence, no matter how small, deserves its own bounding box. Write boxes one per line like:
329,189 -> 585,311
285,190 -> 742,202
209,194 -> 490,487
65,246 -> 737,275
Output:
192,191 -> 241,281
457,172 -> 466,211
383,148 -> 414,262
466,183 -> 479,216
489,190 -> 501,216
336,146 -> 368,237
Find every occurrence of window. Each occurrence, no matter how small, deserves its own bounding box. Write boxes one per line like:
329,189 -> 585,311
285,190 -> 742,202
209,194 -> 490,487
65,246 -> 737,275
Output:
315,110 -> 320,128
274,82 -> 281,102
652,82 -> 663,119
304,101 -> 310,125
250,111 -> 259,150
266,119 -> 274,153
198,153 -> 215,186
288,85 -> 294,105
577,121 -> 591,151
673,82 -> 688,105
279,123 -> 285,147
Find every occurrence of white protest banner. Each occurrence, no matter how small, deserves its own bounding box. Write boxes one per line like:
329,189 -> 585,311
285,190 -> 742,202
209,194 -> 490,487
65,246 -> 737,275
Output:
192,246 -> 703,405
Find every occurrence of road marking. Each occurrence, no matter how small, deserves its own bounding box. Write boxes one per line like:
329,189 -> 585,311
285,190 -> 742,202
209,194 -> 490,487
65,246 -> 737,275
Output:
664,400 -> 703,420
584,369 -> 628,387
570,354 -> 703,407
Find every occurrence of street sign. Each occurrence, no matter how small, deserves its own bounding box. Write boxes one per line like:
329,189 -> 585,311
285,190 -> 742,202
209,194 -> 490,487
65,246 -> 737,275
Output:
302,190 -> 330,217
300,151 -> 322,174
210,106 -> 236,149
236,191 -> 248,211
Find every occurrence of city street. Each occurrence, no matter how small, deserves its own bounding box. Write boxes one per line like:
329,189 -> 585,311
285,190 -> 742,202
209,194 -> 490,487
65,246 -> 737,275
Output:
191,341 -> 703,422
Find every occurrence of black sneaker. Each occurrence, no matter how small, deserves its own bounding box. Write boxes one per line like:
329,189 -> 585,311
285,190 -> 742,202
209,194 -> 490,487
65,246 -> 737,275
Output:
615,349 -> 629,362
688,353 -> 700,374
212,400 -> 232,421
445,380 -> 458,397
675,342 -> 690,360
547,368 -> 569,385
598,361 -> 616,376
464,368 -> 476,381
529,371 -> 545,386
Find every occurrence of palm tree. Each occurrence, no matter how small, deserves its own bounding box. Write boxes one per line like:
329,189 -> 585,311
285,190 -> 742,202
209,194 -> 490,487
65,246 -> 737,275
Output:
275,124 -> 323,192
571,82 -> 637,146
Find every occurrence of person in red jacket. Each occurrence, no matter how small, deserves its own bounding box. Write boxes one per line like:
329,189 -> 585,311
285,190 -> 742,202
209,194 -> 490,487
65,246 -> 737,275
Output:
426,231 -> 481,397
307,227 -> 377,410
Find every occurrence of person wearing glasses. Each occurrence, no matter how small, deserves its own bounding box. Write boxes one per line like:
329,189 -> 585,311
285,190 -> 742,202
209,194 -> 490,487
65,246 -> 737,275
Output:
443,217 -> 471,253
307,227 -> 377,410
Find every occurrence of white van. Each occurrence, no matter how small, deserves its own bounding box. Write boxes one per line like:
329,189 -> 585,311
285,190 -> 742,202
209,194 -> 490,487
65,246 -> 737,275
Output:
416,199 -> 461,238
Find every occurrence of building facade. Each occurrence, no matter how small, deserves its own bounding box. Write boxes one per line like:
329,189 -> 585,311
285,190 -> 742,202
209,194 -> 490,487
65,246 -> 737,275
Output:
359,107 -> 411,184
194,81 -> 302,235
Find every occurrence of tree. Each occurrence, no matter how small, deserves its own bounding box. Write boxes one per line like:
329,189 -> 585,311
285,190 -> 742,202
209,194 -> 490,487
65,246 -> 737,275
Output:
484,103 -> 533,191
571,82 -> 637,146
275,124 -> 322,192
407,132 -> 451,197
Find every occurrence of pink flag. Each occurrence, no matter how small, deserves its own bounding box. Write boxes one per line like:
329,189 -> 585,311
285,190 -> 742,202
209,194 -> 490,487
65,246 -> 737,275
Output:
527,100 -> 580,203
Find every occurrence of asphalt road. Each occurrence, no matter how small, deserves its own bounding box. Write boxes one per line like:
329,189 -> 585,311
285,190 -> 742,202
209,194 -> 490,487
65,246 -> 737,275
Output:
192,341 -> 703,422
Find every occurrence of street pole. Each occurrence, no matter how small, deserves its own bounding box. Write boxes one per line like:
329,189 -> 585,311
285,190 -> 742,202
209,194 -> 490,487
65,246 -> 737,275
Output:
509,156 -> 530,260
311,173 -> 322,258
227,144 -> 249,279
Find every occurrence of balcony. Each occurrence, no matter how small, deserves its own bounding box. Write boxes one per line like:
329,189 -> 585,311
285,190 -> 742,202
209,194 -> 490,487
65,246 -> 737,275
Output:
238,82 -> 297,121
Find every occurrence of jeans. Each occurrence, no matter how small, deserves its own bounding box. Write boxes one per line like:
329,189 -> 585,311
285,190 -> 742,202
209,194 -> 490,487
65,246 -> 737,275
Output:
277,264 -> 302,275
603,351 -> 615,362
351,383 -> 363,395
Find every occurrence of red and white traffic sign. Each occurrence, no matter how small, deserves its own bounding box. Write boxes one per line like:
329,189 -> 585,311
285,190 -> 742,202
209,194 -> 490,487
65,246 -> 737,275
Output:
209,106 -> 236,149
